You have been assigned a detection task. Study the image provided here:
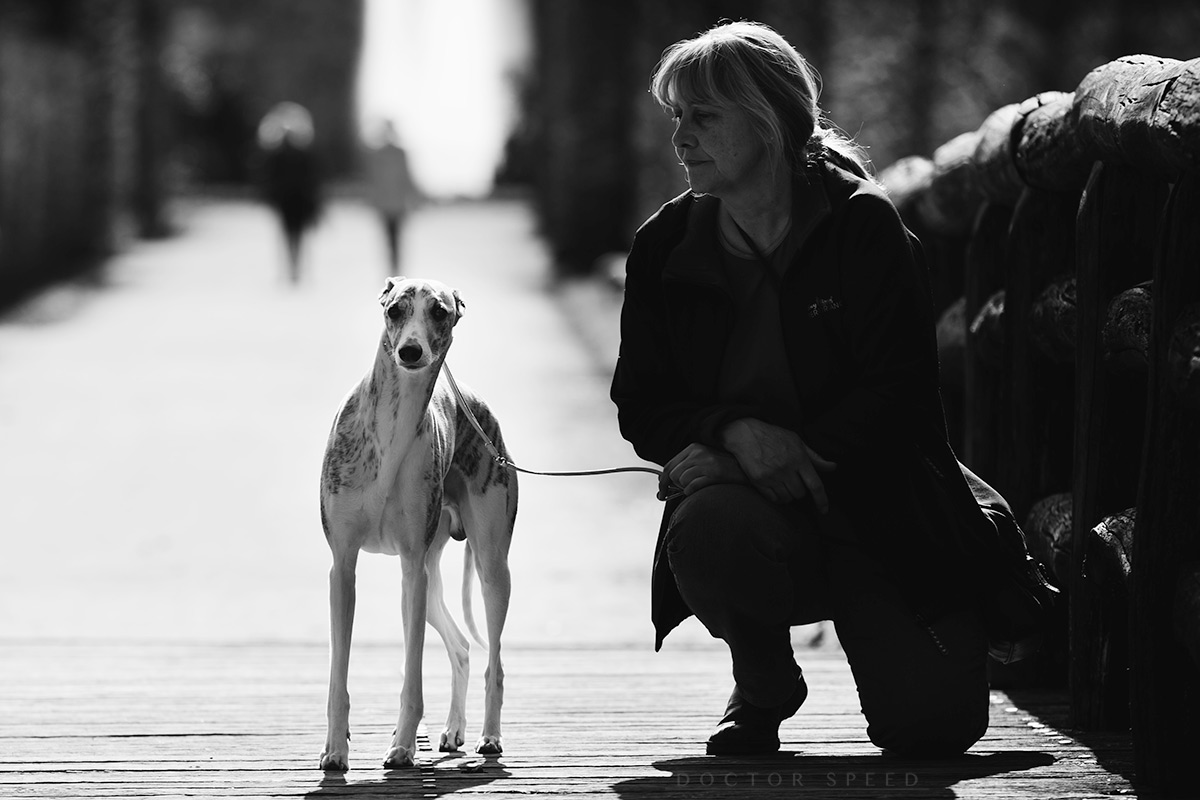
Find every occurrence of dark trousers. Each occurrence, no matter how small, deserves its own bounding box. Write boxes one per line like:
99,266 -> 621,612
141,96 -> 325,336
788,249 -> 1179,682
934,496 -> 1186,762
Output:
665,484 -> 989,756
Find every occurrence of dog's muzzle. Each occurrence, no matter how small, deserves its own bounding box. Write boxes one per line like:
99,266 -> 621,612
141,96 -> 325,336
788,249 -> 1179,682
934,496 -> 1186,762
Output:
398,343 -> 424,367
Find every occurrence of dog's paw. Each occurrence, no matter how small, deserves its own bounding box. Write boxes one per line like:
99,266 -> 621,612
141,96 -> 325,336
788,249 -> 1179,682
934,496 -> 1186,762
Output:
383,745 -> 417,769
475,734 -> 503,755
319,750 -> 350,772
439,730 -> 465,753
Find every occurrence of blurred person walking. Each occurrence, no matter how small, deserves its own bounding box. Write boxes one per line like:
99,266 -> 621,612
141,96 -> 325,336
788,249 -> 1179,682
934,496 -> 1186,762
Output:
256,102 -> 323,284
365,119 -> 420,272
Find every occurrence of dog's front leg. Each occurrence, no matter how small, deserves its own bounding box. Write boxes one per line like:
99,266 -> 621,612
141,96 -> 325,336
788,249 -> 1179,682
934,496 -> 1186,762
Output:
320,551 -> 358,771
384,553 -> 429,768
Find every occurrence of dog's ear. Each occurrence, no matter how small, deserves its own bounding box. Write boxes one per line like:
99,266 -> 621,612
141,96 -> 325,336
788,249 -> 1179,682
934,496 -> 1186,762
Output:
379,277 -> 402,306
452,290 -> 466,325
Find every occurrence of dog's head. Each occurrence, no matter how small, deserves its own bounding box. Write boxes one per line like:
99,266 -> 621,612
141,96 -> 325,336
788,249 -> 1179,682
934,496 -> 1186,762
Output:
378,277 -> 466,371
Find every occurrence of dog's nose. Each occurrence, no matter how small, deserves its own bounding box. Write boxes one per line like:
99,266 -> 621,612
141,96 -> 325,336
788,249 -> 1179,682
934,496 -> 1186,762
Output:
398,344 -> 423,364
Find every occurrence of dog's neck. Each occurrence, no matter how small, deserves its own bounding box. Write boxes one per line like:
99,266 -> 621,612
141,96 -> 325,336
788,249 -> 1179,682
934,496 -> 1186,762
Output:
367,332 -> 445,448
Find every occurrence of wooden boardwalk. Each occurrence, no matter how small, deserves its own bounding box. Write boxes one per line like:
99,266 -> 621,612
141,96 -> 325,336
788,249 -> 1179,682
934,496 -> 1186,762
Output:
0,197 -> 1138,798
1,640 -> 1135,799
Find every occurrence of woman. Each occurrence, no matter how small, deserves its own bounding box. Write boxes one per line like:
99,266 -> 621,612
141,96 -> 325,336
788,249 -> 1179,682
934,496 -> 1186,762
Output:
611,20 -> 1023,758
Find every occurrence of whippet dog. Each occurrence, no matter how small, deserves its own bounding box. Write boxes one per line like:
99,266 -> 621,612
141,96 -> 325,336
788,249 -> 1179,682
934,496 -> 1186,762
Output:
318,277 -> 517,771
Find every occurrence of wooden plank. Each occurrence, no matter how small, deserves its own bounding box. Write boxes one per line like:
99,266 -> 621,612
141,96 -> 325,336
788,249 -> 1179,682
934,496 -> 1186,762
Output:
0,641 -> 1134,798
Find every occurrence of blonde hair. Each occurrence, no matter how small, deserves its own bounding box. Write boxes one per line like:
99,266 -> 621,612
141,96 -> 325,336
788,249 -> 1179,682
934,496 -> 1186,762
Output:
651,20 -> 873,181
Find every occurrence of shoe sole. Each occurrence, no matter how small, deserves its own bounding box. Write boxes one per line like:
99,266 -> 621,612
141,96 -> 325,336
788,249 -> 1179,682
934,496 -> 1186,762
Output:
705,740 -> 781,756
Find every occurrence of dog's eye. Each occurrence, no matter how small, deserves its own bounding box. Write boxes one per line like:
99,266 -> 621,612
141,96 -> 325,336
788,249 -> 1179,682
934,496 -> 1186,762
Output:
431,305 -> 449,322
387,305 -> 401,320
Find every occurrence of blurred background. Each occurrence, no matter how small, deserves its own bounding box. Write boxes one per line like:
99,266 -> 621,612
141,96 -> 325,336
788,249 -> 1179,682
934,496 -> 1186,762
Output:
4,0 -> 1200,298
1,0 -> 1199,649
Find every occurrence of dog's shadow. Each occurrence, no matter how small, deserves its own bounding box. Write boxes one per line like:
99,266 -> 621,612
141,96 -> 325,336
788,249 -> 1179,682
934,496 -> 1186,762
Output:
612,750 -> 1056,798
306,753 -> 510,798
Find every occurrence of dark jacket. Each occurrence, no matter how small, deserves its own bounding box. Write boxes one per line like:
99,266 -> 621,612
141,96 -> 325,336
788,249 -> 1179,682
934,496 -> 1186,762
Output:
610,160 -> 999,650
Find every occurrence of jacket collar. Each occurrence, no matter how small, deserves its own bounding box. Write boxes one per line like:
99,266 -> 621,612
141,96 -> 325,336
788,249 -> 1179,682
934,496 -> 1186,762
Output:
662,161 -> 833,288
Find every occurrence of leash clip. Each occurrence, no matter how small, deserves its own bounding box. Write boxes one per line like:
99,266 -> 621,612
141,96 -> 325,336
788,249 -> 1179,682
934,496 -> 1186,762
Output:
657,485 -> 685,503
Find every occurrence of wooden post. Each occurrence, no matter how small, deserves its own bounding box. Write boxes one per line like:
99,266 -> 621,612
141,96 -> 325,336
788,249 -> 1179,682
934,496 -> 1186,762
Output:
917,130 -> 984,238
1131,174 -> 1200,796
972,103 -> 1025,207
1009,492 -> 1072,686
964,202 -> 1014,478
1071,161 -> 1168,730
1174,563 -> 1200,668
1079,509 -> 1137,731
1073,55 -> 1197,178
995,84 -> 1091,519
997,187 -> 1080,520
1014,92 -> 1093,194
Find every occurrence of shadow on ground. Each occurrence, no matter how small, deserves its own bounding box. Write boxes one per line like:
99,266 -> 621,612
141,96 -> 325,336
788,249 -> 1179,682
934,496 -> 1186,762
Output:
614,750 -> 1056,798
307,755 -> 511,798
1005,687 -> 1137,787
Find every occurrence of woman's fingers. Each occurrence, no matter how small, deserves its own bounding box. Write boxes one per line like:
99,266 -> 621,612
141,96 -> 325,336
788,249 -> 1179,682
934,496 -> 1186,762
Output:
747,455 -> 831,513
805,444 -> 838,473
675,460 -> 734,494
663,446 -> 690,476
664,443 -> 702,489
796,464 -> 829,514
664,443 -> 750,496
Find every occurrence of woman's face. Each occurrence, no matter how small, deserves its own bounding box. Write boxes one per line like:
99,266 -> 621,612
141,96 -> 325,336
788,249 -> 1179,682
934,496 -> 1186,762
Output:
668,90 -> 770,199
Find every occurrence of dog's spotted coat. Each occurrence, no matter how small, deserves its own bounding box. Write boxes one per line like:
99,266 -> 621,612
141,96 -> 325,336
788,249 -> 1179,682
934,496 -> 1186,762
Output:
318,277 -> 517,772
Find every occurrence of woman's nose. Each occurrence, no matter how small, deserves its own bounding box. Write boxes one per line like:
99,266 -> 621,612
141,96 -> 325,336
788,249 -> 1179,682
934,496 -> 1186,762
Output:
671,118 -> 694,150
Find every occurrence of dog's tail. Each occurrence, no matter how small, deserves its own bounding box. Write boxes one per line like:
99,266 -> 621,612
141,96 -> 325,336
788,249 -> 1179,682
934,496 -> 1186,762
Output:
461,541 -> 488,649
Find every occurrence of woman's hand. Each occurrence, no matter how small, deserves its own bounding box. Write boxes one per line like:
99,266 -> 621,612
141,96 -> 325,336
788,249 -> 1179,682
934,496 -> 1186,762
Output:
719,418 -> 837,512
660,443 -> 749,499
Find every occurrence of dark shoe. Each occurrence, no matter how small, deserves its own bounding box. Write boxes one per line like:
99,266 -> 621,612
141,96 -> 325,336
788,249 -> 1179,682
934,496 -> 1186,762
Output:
957,464 -> 1060,665
978,507 -> 1060,664
705,673 -> 808,756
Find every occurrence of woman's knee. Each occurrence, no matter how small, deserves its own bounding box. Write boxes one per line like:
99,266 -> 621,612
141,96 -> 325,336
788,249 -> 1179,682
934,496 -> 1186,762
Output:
865,695 -> 989,757
665,485 -> 799,613
670,484 -> 760,530
667,486 -> 761,562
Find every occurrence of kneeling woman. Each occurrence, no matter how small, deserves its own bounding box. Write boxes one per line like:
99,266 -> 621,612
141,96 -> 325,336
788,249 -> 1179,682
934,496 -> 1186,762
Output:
611,20 -> 1000,757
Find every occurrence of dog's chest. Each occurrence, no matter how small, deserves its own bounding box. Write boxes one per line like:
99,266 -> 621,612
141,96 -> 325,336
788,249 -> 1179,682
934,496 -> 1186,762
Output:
324,390 -> 453,553
334,445 -> 440,555
323,379 -> 450,485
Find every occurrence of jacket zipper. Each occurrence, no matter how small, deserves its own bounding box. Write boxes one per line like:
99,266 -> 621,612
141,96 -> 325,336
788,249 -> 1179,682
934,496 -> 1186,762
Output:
915,613 -> 950,657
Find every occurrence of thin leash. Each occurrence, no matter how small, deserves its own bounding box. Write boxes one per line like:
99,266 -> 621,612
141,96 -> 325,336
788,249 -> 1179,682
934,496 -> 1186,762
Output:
442,363 -> 682,500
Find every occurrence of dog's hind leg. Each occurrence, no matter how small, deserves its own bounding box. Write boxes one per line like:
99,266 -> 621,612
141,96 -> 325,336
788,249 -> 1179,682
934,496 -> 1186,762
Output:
462,487 -> 514,756
424,524 -> 471,753
320,545 -> 359,771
